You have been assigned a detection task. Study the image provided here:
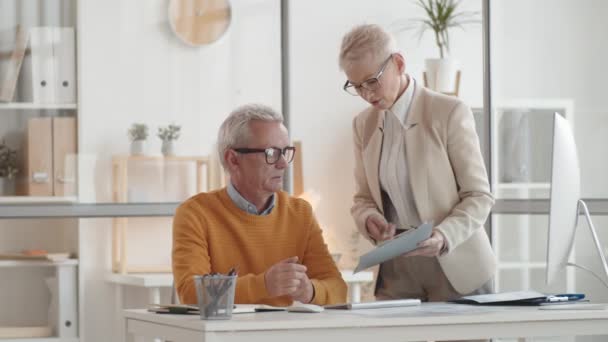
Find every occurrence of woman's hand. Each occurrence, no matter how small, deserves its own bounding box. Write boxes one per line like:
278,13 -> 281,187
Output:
365,214 -> 396,242
402,230 -> 446,257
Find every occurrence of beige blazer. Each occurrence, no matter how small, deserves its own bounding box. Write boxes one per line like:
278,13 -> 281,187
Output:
351,82 -> 496,294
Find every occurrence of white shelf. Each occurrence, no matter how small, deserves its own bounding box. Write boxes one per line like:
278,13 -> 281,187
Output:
0,259 -> 78,268
106,273 -> 173,288
106,270 -> 374,288
496,182 -> 550,190
340,269 -> 374,282
0,196 -> 78,204
0,338 -> 78,342
497,262 -> 545,269
0,103 -> 77,110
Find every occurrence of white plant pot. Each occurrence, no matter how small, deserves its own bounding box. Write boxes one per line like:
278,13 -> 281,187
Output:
424,58 -> 459,93
130,140 -> 147,156
0,177 -> 16,196
161,140 -> 176,156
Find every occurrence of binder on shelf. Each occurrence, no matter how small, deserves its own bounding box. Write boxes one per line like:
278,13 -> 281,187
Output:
25,116 -> 78,196
29,26 -> 76,104
26,117 -> 54,196
0,25 -> 29,102
29,27 -> 56,104
53,27 -> 76,104
52,117 -> 77,196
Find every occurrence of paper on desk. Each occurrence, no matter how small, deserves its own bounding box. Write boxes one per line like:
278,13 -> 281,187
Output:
354,223 -> 433,273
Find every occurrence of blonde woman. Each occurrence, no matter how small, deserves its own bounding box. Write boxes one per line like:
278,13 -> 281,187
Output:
340,24 -> 496,302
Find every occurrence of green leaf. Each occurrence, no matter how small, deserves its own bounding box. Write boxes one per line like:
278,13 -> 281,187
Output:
397,0 -> 480,57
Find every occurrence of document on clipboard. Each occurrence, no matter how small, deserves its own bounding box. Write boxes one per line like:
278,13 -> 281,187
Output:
354,223 -> 433,273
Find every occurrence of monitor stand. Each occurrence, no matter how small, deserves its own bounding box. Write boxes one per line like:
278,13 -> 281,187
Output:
565,200 -> 608,289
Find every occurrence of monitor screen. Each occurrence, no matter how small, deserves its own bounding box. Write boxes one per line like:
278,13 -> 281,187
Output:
546,113 -> 580,285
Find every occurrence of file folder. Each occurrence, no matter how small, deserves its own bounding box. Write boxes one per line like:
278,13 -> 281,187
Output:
52,117 -> 77,196
26,117 -> 54,196
30,27 -> 56,103
53,27 -> 76,103
451,290 -> 586,306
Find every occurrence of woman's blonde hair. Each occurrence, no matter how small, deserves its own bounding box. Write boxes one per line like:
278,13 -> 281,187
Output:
339,24 -> 396,70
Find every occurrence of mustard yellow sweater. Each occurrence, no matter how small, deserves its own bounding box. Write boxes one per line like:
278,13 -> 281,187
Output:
172,188 -> 347,306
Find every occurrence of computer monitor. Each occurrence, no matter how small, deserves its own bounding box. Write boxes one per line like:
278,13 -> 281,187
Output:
546,113 -> 608,287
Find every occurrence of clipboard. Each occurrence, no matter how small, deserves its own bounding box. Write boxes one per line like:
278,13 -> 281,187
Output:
450,290 -> 587,306
354,223 -> 433,273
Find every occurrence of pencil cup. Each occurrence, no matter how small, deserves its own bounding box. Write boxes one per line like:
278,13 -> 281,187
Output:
193,274 -> 237,320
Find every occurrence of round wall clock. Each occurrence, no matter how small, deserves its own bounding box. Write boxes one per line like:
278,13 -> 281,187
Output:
168,0 -> 232,46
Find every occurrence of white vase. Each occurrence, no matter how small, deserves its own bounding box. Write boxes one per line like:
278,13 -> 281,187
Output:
161,140 -> 176,156
130,140 -> 146,155
0,177 -> 16,196
424,58 -> 459,93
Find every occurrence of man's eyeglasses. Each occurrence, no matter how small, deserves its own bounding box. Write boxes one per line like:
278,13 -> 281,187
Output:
233,146 -> 296,165
343,54 -> 394,96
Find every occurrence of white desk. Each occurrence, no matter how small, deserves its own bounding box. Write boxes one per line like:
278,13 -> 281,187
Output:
108,270 -> 374,342
124,303 -> 608,342
106,270 -> 373,305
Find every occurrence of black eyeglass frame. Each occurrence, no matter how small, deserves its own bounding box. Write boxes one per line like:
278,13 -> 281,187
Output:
343,54 -> 395,96
233,146 -> 296,165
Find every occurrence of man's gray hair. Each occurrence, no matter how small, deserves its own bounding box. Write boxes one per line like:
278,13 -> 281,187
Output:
339,24 -> 397,70
217,103 -> 284,170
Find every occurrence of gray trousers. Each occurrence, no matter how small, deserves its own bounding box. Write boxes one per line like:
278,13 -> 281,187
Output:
375,254 -> 493,301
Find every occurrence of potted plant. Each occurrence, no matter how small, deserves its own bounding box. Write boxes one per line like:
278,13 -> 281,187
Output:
128,123 -> 149,155
397,0 -> 479,93
0,140 -> 19,195
157,124 -> 181,156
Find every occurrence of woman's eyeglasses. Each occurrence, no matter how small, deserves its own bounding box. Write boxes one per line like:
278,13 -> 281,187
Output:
343,54 -> 394,96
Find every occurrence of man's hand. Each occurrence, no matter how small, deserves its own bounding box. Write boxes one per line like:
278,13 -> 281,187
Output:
365,214 -> 396,242
264,256 -> 308,298
289,273 -> 314,303
402,230 -> 446,257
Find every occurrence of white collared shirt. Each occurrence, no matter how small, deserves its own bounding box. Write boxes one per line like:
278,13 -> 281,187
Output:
379,75 -> 421,229
227,181 -> 275,215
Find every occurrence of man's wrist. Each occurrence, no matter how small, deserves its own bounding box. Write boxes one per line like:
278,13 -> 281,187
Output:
307,280 -> 315,303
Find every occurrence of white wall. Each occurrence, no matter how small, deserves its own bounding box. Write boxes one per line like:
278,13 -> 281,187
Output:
491,0 -> 608,306
77,1 -> 281,341
288,0 -> 484,269
491,0 -> 608,199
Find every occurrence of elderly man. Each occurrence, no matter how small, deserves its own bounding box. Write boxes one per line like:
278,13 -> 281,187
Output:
172,103 -> 346,306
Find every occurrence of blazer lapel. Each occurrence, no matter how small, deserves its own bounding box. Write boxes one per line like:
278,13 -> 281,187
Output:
405,83 -> 430,222
362,111 -> 385,212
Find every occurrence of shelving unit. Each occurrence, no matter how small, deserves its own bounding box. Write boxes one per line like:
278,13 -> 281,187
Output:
1,339 -> 77,342
0,260 -> 78,341
490,99 -> 575,293
0,2 -> 80,341
0,259 -> 78,268
0,103 -> 77,110
111,155 -> 210,274
0,197 -> 77,204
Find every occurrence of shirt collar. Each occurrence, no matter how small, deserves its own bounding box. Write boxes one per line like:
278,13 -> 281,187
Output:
388,74 -> 415,124
227,182 -> 275,216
